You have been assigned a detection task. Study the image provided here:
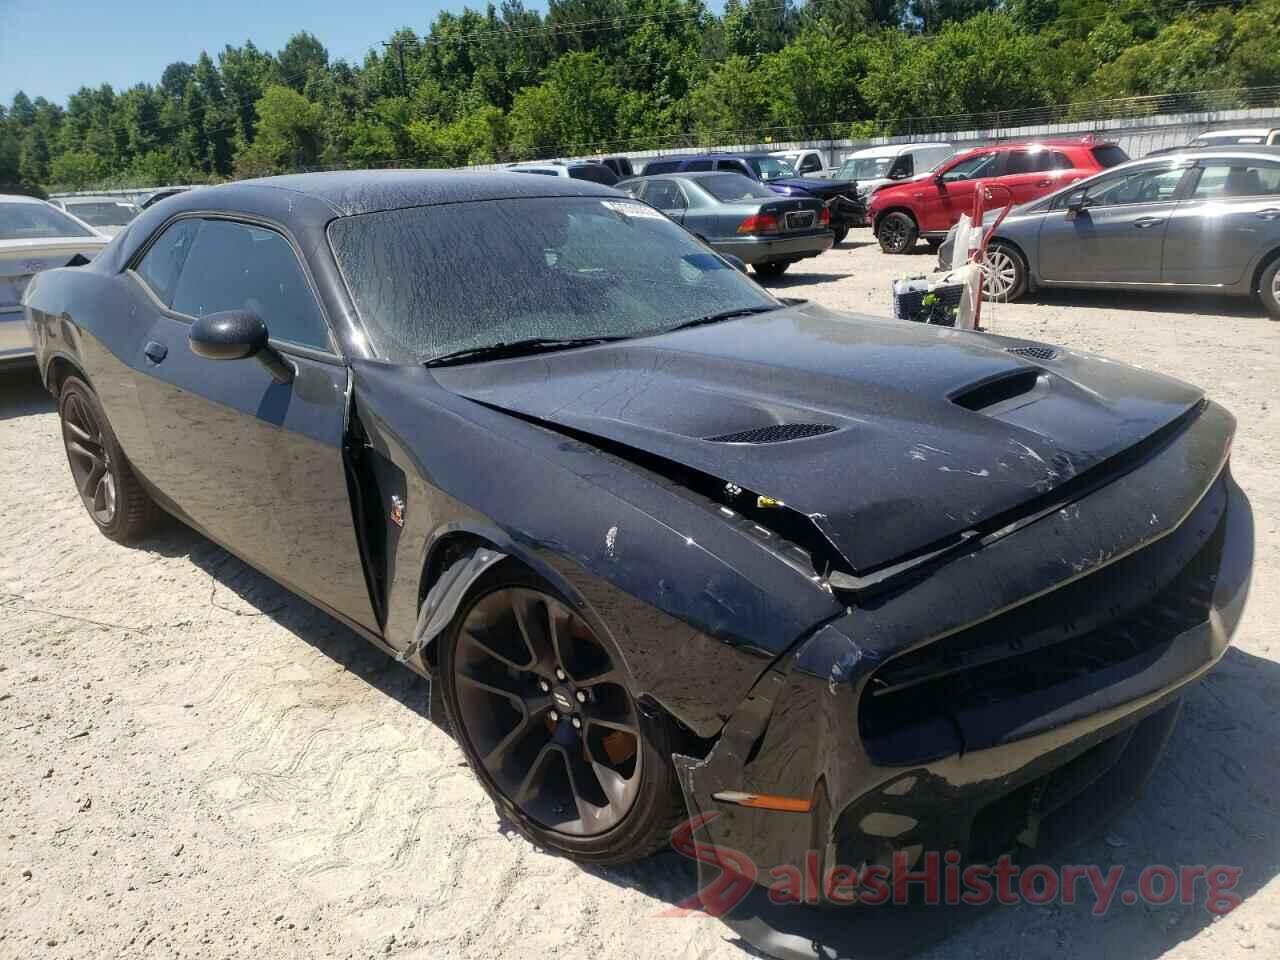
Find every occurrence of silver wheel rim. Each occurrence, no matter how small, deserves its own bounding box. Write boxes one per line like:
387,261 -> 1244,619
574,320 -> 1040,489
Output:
982,249 -> 1017,299
1272,268 -> 1280,306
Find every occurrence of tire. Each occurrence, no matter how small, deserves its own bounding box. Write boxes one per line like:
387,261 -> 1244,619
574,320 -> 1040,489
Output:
831,226 -> 849,245
58,376 -> 159,543
439,566 -> 683,865
754,261 -> 791,277
877,212 -> 918,254
1260,257 -> 1280,321
980,241 -> 1028,302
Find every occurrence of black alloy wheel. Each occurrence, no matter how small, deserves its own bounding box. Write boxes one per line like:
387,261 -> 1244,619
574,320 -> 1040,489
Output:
831,226 -> 849,244
62,388 -> 117,527
877,211 -> 918,254
441,572 -> 682,863
58,376 -> 158,543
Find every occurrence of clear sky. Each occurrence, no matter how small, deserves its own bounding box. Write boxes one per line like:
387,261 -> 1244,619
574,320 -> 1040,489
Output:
1,0 -> 532,106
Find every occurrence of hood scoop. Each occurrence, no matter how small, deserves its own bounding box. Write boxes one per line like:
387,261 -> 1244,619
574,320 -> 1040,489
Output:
705,423 -> 838,444
951,370 -> 1045,414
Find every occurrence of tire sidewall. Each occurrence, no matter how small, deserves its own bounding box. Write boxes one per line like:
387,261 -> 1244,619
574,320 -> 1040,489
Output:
1261,259 -> 1280,320
438,567 -> 680,865
983,242 -> 1028,302
58,377 -> 131,541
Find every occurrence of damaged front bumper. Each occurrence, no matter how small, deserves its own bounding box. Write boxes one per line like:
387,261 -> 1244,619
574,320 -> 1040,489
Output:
673,403 -> 1252,958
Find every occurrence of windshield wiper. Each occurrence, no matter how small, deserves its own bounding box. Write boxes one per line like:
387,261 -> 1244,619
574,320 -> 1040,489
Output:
663,304 -> 783,334
424,335 -> 627,368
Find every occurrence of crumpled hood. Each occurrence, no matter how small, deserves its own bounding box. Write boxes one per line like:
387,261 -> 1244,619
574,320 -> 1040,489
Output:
770,177 -> 857,198
431,303 -> 1203,574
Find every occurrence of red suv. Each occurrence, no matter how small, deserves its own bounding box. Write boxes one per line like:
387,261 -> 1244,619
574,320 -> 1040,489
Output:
869,137 -> 1129,253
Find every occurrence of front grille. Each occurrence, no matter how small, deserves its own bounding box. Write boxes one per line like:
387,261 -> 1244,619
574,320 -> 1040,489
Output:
859,499 -> 1226,763
705,423 -> 838,444
1007,345 -> 1059,361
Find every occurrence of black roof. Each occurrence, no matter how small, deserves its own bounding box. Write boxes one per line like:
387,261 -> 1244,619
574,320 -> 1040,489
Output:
169,169 -> 620,218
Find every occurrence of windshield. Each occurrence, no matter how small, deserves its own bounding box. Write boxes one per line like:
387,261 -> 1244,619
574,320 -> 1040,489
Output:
0,202 -> 98,240
328,197 -> 777,363
841,157 -> 894,180
699,173 -> 776,202
748,156 -> 798,181
65,201 -> 140,226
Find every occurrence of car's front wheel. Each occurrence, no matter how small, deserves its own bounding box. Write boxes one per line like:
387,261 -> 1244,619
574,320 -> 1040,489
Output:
980,242 -> 1028,302
439,567 -> 683,864
1260,258 -> 1280,321
877,212 -> 918,254
58,375 -> 159,543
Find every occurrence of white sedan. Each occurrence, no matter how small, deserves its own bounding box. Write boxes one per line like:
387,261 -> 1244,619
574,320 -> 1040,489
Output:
1,195 -> 109,368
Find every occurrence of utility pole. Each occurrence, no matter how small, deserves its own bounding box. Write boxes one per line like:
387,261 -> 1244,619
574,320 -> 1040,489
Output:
381,34 -> 420,98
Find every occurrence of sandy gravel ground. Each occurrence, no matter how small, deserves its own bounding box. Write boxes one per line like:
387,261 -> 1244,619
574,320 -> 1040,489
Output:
3,235 -> 1279,960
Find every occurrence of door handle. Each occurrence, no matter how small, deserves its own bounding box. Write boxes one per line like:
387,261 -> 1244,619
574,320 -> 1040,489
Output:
144,340 -> 168,364
1257,208 -> 1280,221
1133,217 -> 1164,229
1035,179 -> 1052,187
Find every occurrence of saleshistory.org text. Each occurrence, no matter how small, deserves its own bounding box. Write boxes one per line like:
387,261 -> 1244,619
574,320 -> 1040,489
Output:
665,814 -> 1242,917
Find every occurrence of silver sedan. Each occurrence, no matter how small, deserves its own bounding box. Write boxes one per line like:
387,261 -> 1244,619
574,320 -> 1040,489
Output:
940,146 -> 1280,319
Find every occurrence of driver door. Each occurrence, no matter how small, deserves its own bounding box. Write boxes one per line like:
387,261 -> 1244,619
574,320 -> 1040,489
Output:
127,215 -> 380,633
1037,163 -> 1193,284
917,152 -> 1002,233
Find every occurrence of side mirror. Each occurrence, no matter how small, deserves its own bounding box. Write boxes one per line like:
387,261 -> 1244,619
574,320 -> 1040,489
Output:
722,254 -> 748,273
1064,189 -> 1091,220
189,310 -> 294,384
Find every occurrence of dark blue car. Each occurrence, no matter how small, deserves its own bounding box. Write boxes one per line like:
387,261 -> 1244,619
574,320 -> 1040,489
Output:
641,152 -> 864,242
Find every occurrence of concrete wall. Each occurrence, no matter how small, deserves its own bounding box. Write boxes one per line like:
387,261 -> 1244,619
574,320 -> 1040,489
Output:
563,105 -> 1280,173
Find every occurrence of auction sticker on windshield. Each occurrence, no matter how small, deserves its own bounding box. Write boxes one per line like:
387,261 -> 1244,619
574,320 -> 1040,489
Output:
601,200 -> 665,220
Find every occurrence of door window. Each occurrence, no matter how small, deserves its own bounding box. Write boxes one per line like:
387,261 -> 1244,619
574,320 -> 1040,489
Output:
685,159 -> 714,172
1083,166 -> 1187,206
888,154 -> 914,179
134,218 -> 201,306
1004,150 -> 1056,174
940,153 -> 999,182
1191,162 -> 1280,198
169,219 -> 331,350
643,180 -> 687,211
716,159 -> 751,176
798,153 -> 822,174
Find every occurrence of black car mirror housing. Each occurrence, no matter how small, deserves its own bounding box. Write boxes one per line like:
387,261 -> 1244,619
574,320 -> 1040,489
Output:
189,309 -> 294,384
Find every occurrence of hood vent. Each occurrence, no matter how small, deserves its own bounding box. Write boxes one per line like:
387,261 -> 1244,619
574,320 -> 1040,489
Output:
1006,345 -> 1058,361
951,370 -> 1043,413
705,423 -> 838,444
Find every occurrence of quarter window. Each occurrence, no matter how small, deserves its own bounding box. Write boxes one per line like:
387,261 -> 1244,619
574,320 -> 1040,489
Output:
685,159 -> 714,172
1191,162 -> 1280,199
168,219 -> 331,350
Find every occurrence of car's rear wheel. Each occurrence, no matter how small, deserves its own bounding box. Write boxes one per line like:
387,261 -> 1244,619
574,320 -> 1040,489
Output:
439,568 -> 682,864
1260,258 -> 1280,321
754,261 -> 791,277
58,376 -> 158,543
831,226 -> 849,245
980,242 -> 1028,302
877,212 -> 918,254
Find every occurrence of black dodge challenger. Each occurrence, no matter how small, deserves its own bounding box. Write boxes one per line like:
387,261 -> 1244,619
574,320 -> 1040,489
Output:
24,171 -> 1252,952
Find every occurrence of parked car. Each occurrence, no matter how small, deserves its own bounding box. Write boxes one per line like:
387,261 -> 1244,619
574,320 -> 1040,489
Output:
769,149 -> 827,177
640,152 -> 864,243
938,146 -> 1280,318
2,194 -> 109,367
51,195 -> 141,237
508,160 -> 618,185
617,171 -> 833,276
23,171 -> 1251,960
869,136 -> 1130,253
588,156 -> 635,178
1191,127 -> 1280,147
137,186 -> 194,209
834,143 -> 955,215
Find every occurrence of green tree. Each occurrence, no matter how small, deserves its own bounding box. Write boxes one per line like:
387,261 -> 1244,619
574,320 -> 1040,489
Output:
233,85 -> 325,177
277,32 -> 330,91
50,150 -> 104,189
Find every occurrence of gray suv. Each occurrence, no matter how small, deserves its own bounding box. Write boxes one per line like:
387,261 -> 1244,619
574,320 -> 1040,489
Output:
941,146 -> 1280,319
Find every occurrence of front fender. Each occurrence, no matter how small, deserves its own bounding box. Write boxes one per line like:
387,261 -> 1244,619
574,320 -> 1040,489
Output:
350,360 -> 847,737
